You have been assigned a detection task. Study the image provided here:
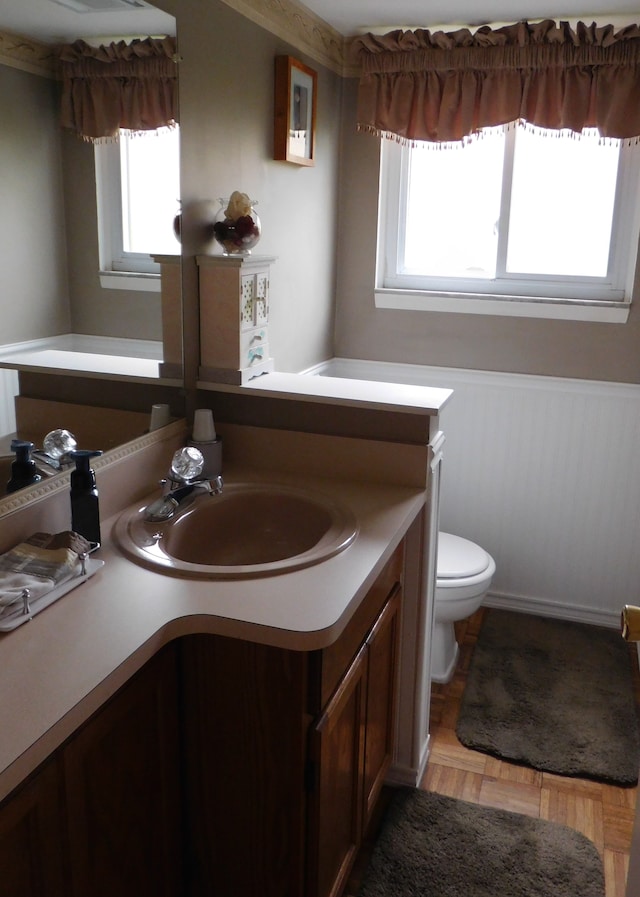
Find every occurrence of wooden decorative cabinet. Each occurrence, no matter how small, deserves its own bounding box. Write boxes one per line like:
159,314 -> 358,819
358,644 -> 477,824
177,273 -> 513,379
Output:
153,253 -> 183,379
197,254 -> 276,384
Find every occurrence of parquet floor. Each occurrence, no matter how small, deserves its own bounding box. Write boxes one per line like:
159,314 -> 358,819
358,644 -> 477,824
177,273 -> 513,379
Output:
346,607 -> 639,897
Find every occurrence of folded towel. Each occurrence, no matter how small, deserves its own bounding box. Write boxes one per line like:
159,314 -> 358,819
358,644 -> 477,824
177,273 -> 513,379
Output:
0,531 -> 92,610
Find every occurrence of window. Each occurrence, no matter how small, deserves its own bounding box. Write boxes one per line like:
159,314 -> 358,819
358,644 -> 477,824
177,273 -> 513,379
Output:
95,126 -> 180,290
377,127 -> 640,322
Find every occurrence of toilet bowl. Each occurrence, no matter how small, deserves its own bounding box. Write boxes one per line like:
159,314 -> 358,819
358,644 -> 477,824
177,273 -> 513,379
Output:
431,532 -> 496,684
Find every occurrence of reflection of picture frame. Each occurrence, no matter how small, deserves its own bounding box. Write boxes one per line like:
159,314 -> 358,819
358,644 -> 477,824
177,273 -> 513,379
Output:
274,55 -> 317,166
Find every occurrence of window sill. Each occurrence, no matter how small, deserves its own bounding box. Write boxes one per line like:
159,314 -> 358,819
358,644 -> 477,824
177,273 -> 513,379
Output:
99,271 -> 161,293
374,289 -> 631,323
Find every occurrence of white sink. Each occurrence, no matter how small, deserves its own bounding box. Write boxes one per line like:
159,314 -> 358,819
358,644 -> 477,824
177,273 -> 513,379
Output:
114,482 -> 358,579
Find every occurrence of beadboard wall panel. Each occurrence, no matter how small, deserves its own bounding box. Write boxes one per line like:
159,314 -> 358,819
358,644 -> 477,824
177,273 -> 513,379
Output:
314,359 -> 640,628
0,369 -> 18,440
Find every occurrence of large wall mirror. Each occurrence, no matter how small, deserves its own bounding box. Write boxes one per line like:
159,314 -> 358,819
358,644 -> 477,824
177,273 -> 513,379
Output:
0,0 -> 183,511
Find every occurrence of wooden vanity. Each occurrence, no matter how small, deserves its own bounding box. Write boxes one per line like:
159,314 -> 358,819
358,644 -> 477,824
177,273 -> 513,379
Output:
0,544 -> 402,897
0,374 -> 451,897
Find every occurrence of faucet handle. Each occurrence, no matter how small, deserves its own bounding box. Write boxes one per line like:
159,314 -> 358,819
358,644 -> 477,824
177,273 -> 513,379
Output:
171,446 -> 205,483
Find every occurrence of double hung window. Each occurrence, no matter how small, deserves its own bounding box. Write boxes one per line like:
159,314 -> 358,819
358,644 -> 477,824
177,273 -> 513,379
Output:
377,127 -> 640,321
95,126 -> 180,289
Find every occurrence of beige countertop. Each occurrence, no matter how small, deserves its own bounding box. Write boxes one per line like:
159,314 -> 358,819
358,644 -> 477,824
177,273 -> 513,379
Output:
0,466 -> 425,802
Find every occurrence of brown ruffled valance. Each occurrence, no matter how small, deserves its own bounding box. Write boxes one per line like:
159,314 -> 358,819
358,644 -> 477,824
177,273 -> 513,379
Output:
58,36 -> 178,142
352,20 -> 640,144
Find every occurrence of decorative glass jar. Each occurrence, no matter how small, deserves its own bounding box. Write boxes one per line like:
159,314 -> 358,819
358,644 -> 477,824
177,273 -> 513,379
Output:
212,193 -> 261,255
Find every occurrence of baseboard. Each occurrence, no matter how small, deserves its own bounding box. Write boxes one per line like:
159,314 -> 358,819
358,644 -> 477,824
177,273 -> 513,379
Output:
387,734 -> 431,789
483,591 -> 621,630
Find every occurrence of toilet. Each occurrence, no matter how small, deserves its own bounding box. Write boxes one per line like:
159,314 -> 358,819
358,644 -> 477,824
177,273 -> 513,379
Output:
431,532 -> 496,684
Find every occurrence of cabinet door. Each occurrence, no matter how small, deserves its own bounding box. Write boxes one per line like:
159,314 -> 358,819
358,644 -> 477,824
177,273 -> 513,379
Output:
181,635 -> 308,897
63,645 -> 182,897
363,585 -> 401,827
307,646 -> 367,897
0,758 -> 68,897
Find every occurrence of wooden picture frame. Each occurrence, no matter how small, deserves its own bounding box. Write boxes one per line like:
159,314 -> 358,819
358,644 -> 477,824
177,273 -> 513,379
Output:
274,55 -> 317,166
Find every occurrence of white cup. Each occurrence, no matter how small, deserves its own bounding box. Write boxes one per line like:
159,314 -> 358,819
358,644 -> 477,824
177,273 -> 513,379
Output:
149,403 -> 171,431
192,408 -> 217,442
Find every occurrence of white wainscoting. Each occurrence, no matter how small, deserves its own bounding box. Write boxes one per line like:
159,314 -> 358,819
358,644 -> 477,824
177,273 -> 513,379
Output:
310,358 -> 640,629
0,368 -> 18,440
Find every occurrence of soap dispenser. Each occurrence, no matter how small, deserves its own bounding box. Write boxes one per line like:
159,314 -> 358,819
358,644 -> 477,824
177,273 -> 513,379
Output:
6,440 -> 42,494
70,450 -> 103,545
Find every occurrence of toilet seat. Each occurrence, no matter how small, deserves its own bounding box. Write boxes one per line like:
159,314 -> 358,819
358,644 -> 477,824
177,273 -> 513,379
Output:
437,532 -> 490,580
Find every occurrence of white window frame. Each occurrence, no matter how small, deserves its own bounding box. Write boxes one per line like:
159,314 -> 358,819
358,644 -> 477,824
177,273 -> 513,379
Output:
376,133 -> 640,323
95,139 -> 162,292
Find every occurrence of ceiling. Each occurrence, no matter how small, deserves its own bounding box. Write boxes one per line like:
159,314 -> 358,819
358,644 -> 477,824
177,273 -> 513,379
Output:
1,0 -> 637,46
1,0 -> 174,44
302,0 -> 640,34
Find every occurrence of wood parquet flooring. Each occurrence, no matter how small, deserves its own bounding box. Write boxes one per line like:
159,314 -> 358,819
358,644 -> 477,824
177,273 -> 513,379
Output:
345,607 -> 639,897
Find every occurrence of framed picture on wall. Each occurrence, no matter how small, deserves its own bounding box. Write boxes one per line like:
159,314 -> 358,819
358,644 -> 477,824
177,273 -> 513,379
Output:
274,55 -> 317,166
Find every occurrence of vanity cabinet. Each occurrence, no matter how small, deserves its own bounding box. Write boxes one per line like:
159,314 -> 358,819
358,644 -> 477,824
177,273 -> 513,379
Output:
0,758 -> 67,897
63,644 -> 182,897
306,567 -> 401,897
0,543 -> 403,897
0,645 -> 181,897
181,543 -> 403,897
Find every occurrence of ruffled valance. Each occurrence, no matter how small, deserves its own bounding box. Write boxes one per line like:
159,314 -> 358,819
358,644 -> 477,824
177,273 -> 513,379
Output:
352,20 -> 640,144
58,36 -> 179,142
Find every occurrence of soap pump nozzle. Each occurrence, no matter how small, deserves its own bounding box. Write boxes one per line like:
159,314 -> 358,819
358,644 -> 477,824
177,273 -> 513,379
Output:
70,450 -> 103,546
6,439 -> 42,494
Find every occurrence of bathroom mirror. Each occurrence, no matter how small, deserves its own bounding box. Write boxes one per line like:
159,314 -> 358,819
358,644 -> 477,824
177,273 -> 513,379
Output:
0,0 -> 183,505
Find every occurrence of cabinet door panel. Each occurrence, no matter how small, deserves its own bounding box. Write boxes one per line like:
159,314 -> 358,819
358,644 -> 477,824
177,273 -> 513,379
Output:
63,646 -> 181,897
307,646 -> 366,897
363,585 -> 401,826
0,759 -> 68,897
181,635 -> 308,897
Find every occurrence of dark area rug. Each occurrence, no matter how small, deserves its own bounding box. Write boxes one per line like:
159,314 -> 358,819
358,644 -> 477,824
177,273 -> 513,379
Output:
357,789 -> 604,897
456,609 -> 640,785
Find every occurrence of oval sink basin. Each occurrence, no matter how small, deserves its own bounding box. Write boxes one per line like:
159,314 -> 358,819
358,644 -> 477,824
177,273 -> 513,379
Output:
114,482 -> 358,579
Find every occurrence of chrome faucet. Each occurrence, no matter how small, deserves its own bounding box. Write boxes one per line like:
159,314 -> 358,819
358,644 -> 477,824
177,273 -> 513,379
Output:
143,476 -> 223,523
143,446 -> 223,523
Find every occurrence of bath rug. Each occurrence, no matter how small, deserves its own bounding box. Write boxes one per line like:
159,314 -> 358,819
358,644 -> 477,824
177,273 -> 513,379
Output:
456,609 -> 640,785
357,789 -> 604,897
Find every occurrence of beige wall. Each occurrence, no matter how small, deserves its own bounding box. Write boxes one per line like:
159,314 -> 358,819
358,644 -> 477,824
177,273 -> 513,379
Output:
61,133 -> 163,341
0,65 -> 70,342
176,0 -> 341,374
9,1 -> 640,384
334,79 -> 640,384
1,62 -> 164,345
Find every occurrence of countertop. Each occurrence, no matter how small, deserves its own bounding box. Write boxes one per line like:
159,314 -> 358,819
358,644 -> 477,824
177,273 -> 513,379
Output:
199,370 -> 453,417
0,334 -> 180,386
0,466 -> 425,802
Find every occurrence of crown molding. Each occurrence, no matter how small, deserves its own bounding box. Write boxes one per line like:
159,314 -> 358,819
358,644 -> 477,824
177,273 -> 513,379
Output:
220,0 -> 355,76
0,30 -> 57,78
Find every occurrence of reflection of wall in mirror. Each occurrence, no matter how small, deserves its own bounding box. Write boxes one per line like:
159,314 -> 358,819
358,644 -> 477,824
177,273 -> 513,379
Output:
1,63 -> 69,346
1,24 -> 174,350
1,12 -> 180,448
